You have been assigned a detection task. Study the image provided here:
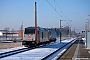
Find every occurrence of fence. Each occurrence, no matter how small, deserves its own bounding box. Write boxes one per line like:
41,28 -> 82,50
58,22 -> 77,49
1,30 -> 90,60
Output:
0,36 -> 22,41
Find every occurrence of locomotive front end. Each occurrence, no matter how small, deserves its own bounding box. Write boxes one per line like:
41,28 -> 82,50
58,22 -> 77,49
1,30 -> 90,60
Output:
22,27 -> 37,47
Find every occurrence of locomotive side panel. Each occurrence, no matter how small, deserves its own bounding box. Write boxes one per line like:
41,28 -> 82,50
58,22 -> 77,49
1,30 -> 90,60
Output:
48,29 -> 57,42
37,29 -> 49,44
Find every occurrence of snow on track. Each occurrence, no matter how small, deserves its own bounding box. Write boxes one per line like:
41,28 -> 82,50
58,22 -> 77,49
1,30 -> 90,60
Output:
1,38 -> 76,60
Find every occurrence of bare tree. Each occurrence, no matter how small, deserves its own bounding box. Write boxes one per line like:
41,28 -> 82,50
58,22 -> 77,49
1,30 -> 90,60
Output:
11,29 -> 15,40
4,27 -> 9,40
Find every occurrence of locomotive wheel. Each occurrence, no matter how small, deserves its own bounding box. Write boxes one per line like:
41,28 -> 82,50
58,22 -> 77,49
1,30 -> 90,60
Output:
27,45 -> 31,48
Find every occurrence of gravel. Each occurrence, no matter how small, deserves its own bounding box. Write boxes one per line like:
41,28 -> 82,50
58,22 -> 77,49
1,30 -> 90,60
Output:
0,42 -> 22,49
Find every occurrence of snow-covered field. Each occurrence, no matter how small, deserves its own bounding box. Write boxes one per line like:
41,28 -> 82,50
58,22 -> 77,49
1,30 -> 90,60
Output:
0,38 -> 76,60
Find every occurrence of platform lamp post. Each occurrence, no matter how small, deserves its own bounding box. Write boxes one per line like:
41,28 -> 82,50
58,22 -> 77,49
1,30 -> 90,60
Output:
87,19 -> 90,31
86,14 -> 90,48
87,14 -> 90,31
85,22 -> 88,48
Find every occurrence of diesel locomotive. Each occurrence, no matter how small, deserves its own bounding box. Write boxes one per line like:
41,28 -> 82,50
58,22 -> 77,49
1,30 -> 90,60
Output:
22,27 -> 57,47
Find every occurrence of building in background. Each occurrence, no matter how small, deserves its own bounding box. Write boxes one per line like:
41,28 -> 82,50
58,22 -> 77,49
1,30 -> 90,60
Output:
0,31 -> 3,36
18,30 -> 24,40
0,30 -> 4,36
0,30 -> 22,40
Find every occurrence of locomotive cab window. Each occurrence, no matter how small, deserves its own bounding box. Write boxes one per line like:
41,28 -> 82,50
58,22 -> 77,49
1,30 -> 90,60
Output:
24,27 -> 35,34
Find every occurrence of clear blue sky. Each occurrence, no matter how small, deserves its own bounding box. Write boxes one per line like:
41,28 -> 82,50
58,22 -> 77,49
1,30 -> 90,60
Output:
0,0 -> 90,32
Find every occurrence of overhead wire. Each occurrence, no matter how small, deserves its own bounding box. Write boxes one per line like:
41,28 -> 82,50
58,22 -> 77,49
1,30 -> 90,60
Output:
46,0 -> 63,19
54,0 -> 69,20
62,20 -> 72,28
54,0 -> 56,11
47,0 -> 78,33
46,0 -> 73,29
54,0 -> 73,27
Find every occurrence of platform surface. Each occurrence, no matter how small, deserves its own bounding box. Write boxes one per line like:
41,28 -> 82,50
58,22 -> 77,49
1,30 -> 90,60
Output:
57,40 -> 90,60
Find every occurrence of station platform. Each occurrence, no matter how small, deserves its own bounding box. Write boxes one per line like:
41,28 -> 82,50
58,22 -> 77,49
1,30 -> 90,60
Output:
57,40 -> 90,60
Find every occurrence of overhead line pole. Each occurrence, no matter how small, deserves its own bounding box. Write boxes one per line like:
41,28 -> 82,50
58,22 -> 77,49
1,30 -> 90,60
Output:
60,20 -> 62,43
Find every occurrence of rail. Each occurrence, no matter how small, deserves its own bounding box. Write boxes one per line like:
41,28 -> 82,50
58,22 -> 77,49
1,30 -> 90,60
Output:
42,39 -> 76,60
0,48 -> 31,58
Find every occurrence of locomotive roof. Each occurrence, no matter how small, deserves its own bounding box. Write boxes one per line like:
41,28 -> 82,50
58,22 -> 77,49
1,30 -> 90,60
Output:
25,27 -> 48,31
26,27 -> 37,29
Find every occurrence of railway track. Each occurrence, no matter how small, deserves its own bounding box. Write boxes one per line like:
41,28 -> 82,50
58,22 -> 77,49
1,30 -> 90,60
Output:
0,41 -> 50,59
0,42 -> 56,59
0,38 -> 77,60
0,48 -> 31,58
41,39 -> 76,60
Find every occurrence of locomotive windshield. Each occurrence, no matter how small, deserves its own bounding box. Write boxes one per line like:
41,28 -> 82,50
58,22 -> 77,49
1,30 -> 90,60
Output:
24,27 -> 35,34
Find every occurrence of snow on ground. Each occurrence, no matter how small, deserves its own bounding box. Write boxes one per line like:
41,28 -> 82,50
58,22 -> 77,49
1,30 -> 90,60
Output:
0,46 -> 26,54
0,37 -> 71,54
0,38 -> 76,60
48,38 -> 76,60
